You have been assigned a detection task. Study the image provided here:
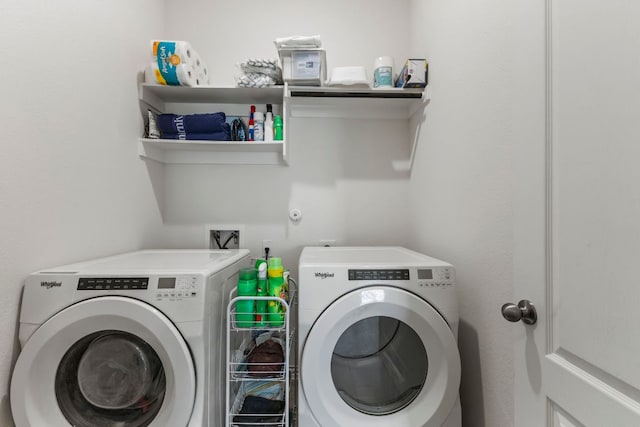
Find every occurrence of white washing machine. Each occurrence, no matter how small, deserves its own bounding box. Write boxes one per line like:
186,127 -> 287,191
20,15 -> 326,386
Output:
298,246 -> 461,427
10,249 -> 250,427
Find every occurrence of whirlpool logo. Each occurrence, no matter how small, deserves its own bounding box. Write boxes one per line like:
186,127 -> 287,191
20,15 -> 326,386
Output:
315,272 -> 334,279
40,281 -> 62,289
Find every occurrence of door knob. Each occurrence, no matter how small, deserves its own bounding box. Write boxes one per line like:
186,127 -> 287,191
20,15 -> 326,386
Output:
501,300 -> 537,325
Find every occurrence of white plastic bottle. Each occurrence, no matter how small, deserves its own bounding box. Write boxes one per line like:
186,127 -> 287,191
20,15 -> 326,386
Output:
264,111 -> 274,142
374,56 -> 394,88
254,111 -> 264,141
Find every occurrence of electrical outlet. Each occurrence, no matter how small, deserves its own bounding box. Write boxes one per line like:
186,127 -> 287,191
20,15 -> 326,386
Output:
319,239 -> 336,247
261,239 -> 275,259
206,224 -> 245,249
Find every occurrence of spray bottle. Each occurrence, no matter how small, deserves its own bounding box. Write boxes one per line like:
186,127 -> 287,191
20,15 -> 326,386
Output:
264,104 -> 274,142
267,257 -> 286,327
255,259 -> 268,327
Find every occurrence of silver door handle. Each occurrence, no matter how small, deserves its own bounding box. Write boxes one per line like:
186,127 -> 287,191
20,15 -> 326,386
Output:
501,300 -> 537,325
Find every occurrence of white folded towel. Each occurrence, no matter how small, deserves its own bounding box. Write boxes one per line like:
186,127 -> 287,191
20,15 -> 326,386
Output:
274,35 -> 322,49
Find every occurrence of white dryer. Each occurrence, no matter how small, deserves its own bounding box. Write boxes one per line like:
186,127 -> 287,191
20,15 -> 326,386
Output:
298,246 -> 461,427
10,249 -> 250,427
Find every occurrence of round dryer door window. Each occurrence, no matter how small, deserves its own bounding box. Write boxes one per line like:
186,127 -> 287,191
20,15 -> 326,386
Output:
331,316 -> 428,415
301,287 -> 461,427
10,296 -> 196,427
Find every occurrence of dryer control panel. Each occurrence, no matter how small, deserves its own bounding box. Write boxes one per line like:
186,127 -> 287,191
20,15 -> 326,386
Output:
417,267 -> 454,288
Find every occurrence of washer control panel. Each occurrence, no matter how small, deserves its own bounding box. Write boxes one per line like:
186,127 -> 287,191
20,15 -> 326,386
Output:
77,277 -> 149,290
76,276 -> 200,300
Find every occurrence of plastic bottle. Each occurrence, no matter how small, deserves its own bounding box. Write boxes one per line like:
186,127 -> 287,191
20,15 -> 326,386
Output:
267,257 -> 286,327
236,268 -> 257,328
273,115 -> 283,141
248,105 -> 256,141
374,56 -> 394,88
255,259 -> 268,327
254,111 -> 264,141
264,104 -> 274,143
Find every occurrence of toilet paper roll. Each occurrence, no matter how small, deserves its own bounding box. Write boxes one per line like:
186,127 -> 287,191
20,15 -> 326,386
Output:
197,71 -> 209,86
151,40 -> 208,86
151,40 -> 194,64
150,62 -> 198,86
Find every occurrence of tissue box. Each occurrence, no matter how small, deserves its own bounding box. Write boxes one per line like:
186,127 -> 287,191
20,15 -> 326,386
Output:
394,59 -> 428,88
279,48 -> 326,86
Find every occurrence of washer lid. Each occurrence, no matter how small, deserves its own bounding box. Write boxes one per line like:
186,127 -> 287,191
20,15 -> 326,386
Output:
11,296 -> 196,427
301,286 -> 460,427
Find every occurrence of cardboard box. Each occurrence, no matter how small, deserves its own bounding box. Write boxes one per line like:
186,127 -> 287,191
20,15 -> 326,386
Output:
279,48 -> 326,86
394,59 -> 428,88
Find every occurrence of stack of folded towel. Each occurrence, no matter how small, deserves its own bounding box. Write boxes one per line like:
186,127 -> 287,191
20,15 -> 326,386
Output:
236,59 -> 283,88
148,40 -> 209,87
150,112 -> 231,141
274,35 -> 322,49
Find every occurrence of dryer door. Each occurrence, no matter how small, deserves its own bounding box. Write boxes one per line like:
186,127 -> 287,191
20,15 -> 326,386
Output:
10,296 -> 196,427
301,286 -> 461,427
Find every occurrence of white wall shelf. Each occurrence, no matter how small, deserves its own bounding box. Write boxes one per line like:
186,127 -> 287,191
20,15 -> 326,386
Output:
138,83 -> 288,165
139,84 -> 285,111
137,83 -> 427,168
286,86 -> 427,119
138,138 -> 286,165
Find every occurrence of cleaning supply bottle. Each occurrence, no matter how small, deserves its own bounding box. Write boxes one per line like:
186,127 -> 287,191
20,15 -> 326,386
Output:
236,268 -> 257,328
248,105 -> 256,141
255,259 -> 268,327
264,104 -> 274,142
254,111 -> 264,141
267,257 -> 286,327
273,115 -> 283,141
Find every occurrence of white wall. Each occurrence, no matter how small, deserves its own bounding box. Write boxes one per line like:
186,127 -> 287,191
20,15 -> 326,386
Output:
0,1 -> 165,424
0,1 -> 520,425
408,1 -> 517,426
155,0 -> 415,272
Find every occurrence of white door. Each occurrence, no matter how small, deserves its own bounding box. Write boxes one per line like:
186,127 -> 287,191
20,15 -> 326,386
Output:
511,0 -> 640,425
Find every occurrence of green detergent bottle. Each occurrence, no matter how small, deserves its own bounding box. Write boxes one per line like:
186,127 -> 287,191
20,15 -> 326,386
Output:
235,268 -> 257,328
267,257 -> 286,327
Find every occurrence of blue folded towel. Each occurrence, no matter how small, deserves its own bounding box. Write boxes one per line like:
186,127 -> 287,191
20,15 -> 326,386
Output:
157,113 -> 227,135
163,131 -> 231,141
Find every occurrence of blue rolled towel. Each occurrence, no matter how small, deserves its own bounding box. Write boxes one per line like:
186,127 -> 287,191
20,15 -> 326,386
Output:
157,112 -> 227,135
163,131 -> 231,141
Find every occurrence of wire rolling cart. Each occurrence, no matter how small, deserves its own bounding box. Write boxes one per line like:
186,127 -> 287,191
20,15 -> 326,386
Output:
226,277 -> 297,427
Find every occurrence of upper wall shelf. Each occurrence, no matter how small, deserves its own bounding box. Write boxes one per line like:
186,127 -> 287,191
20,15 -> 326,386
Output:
139,84 -> 284,111
137,83 -> 427,167
286,86 -> 427,119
